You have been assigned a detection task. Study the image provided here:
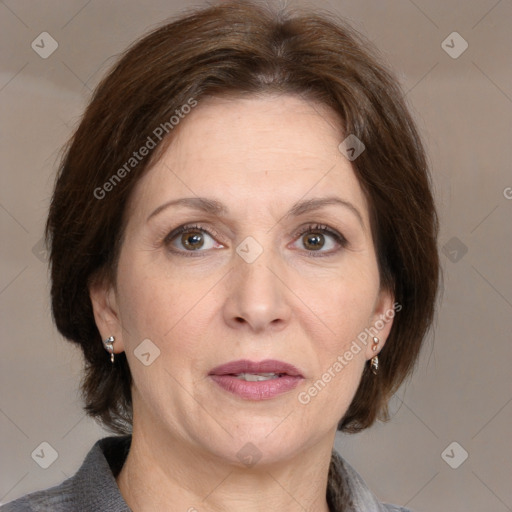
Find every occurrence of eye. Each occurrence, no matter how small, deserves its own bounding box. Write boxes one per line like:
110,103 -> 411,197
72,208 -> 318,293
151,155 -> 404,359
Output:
165,224 -> 223,255
291,224 -> 347,255
164,223 -> 346,257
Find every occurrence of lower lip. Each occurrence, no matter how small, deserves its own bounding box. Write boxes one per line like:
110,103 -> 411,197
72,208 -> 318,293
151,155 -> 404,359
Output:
209,375 -> 303,400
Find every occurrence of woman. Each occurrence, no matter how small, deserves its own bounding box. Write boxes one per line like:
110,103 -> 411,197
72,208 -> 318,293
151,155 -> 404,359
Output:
2,1 -> 439,511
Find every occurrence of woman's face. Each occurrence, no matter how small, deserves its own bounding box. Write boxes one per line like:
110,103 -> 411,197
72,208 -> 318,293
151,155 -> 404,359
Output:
92,94 -> 394,465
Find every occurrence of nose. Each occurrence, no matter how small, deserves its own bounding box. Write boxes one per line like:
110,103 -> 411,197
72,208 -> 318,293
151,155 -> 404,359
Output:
222,248 -> 292,334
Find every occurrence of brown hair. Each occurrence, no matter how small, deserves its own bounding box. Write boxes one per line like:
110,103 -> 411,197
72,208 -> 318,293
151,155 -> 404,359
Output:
46,0 -> 439,435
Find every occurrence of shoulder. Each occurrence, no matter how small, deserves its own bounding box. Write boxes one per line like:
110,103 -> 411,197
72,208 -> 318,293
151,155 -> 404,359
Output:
0,436 -> 131,512
0,479 -> 74,512
330,450 -> 415,512
381,505 -> 415,512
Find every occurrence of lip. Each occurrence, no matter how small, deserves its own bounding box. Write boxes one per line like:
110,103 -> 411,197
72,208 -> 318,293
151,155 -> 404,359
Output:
209,359 -> 303,377
208,359 -> 304,401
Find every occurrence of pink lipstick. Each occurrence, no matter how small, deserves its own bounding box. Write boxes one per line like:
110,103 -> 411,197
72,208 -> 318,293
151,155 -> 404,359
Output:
209,359 -> 304,400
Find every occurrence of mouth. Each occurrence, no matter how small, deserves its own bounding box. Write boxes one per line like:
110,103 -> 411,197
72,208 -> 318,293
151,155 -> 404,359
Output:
208,359 -> 304,400
233,372 -> 285,382
208,359 -> 304,378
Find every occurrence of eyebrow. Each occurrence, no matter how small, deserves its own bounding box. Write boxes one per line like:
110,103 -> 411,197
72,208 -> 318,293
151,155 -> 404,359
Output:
147,196 -> 364,228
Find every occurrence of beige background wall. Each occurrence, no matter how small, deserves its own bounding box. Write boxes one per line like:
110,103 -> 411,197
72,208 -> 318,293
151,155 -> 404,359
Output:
1,1 -> 511,511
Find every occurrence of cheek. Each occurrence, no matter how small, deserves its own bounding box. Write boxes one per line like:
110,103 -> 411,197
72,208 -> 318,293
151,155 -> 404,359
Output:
292,263 -> 377,411
115,246 -> 184,334
297,293 -> 370,423
115,252 -> 220,373
300,265 -> 379,349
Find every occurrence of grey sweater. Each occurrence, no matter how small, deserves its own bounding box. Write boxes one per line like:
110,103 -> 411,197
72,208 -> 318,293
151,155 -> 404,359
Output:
1,436 -> 413,511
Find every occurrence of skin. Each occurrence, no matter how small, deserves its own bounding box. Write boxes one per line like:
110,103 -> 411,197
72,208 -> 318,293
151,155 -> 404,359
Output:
90,93 -> 394,512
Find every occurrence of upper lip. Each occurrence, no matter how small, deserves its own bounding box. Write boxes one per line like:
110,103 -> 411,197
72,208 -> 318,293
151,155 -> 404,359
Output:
209,359 -> 303,377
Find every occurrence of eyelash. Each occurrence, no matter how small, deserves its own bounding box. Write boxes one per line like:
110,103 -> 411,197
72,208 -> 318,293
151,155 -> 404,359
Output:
164,223 -> 347,258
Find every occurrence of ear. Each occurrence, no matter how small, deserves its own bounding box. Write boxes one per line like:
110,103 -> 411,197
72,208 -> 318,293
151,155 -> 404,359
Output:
89,276 -> 126,355
365,287 -> 396,360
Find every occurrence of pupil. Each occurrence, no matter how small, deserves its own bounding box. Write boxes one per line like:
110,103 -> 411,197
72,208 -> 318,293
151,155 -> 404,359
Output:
304,233 -> 324,250
183,231 -> 203,249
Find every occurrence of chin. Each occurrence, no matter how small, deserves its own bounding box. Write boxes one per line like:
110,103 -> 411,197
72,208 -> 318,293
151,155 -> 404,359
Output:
202,421 -> 318,469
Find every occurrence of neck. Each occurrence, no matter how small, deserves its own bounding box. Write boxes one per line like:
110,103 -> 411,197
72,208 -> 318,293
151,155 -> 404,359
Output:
116,423 -> 334,512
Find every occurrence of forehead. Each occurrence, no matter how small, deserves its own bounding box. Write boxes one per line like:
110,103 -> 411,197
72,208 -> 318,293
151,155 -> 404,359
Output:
129,94 -> 369,222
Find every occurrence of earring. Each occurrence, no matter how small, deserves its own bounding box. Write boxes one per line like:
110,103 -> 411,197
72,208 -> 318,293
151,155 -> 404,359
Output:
103,336 -> 115,363
371,337 -> 379,375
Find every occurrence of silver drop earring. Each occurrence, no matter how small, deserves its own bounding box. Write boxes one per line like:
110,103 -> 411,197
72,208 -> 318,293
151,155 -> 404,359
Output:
103,336 -> 115,363
370,337 -> 379,375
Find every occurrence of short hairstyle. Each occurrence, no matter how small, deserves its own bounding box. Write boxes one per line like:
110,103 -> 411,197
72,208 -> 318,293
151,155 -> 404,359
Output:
46,0 -> 439,434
